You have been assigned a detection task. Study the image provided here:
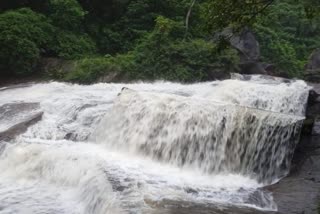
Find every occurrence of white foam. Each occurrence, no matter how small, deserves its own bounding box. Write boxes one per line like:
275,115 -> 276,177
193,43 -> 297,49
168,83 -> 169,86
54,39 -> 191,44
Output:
0,76 -> 310,213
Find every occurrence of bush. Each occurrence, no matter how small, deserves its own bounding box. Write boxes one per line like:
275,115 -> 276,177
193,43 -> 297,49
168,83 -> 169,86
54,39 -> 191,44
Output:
0,8 -> 53,75
254,1 -> 320,77
65,54 -> 134,84
130,16 -> 239,82
48,0 -> 86,31
51,30 -> 96,59
0,36 -> 39,75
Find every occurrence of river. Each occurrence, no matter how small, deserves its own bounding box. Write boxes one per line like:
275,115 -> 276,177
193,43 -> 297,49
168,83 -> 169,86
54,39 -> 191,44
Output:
0,76 -> 310,214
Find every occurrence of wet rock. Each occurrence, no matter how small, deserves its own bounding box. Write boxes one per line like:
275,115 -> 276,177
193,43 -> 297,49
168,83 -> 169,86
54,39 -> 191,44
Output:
184,187 -> 198,195
231,73 -> 292,84
263,63 -> 277,75
265,133 -> 320,214
305,83 -> 320,136
312,119 -> 320,135
238,61 -> 267,75
0,83 -> 33,92
145,199 -> 274,214
0,103 -> 43,141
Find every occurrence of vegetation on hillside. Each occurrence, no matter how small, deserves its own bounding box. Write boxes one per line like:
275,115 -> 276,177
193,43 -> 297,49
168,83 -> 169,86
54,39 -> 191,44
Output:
0,0 -> 319,82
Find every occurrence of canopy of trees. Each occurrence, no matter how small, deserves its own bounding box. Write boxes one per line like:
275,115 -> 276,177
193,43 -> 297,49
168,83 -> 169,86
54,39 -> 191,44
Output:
0,0 -> 319,81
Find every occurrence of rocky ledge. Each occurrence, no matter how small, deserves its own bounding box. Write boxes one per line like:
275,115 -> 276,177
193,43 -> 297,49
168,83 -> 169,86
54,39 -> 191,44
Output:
0,102 -> 43,141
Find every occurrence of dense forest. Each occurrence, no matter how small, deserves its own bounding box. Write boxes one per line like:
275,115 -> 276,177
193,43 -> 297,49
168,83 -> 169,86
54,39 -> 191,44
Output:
0,0 -> 319,83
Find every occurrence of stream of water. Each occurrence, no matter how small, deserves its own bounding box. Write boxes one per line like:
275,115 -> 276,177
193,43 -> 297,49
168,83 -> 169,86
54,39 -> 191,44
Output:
0,76 -> 310,214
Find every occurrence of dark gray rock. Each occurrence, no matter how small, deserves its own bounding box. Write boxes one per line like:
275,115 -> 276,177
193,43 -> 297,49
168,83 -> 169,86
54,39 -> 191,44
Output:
145,198 -> 275,214
231,73 -> 293,84
214,28 -> 268,76
0,103 -> 43,141
312,119 -> 320,135
229,29 -> 261,62
238,61 -> 267,75
305,83 -> 320,136
305,49 -> 320,83
263,63 -> 277,75
306,49 -> 320,71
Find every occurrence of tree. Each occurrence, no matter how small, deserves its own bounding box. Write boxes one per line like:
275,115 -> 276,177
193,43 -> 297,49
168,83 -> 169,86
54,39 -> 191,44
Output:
0,8 -> 54,75
48,0 -> 86,31
202,0 -> 320,32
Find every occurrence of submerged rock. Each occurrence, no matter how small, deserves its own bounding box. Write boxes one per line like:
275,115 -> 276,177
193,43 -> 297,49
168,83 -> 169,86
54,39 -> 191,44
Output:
0,102 -> 43,141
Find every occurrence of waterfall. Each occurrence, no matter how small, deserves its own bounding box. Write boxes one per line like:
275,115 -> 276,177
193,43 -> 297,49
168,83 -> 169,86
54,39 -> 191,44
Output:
0,76 -> 310,213
94,88 -> 304,184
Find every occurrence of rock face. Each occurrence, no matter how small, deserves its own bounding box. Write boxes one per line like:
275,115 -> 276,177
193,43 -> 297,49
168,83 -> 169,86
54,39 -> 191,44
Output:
229,29 -> 261,62
306,83 -> 320,135
305,49 -> 320,83
306,49 -> 320,71
227,28 -> 267,75
0,103 -> 43,141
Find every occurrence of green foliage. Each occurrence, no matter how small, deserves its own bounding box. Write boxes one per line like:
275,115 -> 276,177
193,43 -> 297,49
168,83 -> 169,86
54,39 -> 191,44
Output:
65,57 -> 114,83
202,0 -> 274,32
48,0 -> 86,31
254,0 -> 320,77
0,36 -> 39,76
51,31 -> 96,59
0,8 -> 53,75
65,54 -> 134,83
130,17 -> 239,82
1,0 -> 319,81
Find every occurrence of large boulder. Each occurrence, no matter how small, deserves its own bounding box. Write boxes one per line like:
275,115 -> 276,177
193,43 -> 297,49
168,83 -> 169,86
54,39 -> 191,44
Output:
229,29 -> 261,62
0,102 -> 43,141
221,28 -> 266,75
304,83 -> 320,136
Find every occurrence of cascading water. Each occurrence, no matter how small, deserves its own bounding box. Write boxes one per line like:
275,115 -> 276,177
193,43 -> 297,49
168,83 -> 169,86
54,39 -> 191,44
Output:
93,88 -> 304,184
0,76 -> 310,214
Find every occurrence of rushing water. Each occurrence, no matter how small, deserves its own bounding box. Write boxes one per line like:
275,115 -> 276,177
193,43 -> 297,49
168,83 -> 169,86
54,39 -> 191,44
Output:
0,76 -> 310,214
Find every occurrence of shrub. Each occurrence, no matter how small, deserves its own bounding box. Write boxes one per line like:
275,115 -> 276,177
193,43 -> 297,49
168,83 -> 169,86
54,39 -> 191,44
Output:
0,8 -> 53,75
48,0 -> 86,31
51,30 -> 96,59
130,17 -> 239,82
0,36 -> 39,76
65,54 -> 134,84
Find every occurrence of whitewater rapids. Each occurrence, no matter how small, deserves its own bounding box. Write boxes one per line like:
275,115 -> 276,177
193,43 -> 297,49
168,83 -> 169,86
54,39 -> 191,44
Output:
0,77 -> 310,214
